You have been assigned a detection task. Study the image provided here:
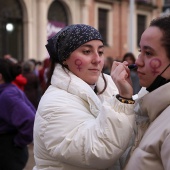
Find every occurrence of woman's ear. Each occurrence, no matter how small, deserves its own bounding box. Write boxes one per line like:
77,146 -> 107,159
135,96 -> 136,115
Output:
62,60 -> 68,66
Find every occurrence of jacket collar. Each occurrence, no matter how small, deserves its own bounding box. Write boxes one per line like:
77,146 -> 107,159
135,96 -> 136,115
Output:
51,64 -> 104,117
135,82 -> 170,122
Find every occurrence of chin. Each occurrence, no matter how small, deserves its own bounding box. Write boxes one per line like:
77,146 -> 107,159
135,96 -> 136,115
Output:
88,81 -> 97,85
140,82 -> 150,88
139,80 -> 147,88
87,77 -> 99,84
87,80 -> 98,85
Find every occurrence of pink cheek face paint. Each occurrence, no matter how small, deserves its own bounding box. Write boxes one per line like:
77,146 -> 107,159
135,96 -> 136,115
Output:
150,58 -> 161,75
75,59 -> 82,71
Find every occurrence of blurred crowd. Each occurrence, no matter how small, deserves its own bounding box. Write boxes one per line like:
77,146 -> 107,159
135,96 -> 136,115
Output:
3,54 -> 50,110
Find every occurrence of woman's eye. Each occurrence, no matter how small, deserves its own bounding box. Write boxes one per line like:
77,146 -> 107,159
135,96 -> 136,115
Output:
83,50 -> 90,55
98,51 -> 104,56
145,51 -> 151,56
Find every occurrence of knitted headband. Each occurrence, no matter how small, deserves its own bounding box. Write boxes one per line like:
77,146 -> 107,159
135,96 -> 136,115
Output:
45,24 -> 103,63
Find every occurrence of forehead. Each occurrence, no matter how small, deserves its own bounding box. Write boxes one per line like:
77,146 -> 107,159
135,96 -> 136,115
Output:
140,26 -> 163,47
79,40 -> 104,48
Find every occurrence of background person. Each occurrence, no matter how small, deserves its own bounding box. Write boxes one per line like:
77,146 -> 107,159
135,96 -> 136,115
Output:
0,58 -> 36,170
38,57 -> 50,94
22,60 -> 41,109
102,56 -> 114,75
122,52 -> 141,94
124,15 -> 170,170
3,54 -> 28,91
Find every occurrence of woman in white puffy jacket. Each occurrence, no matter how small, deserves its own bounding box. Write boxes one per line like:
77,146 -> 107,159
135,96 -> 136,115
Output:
33,24 -> 135,170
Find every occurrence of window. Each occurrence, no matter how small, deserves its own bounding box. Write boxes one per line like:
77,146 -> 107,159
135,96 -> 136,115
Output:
136,0 -> 152,4
98,8 -> 108,45
95,3 -> 113,46
48,1 -> 68,23
137,14 -> 146,46
165,0 -> 170,4
163,0 -> 170,12
47,0 -> 68,39
0,0 -> 23,61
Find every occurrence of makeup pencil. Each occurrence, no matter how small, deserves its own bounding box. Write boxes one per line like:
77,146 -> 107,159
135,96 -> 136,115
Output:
128,64 -> 138,70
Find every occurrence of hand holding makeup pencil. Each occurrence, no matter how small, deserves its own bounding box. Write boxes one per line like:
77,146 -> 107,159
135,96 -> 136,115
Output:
111,61 -> 133,99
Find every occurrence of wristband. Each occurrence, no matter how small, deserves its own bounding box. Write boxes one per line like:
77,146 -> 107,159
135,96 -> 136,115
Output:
116,94 -> 135,104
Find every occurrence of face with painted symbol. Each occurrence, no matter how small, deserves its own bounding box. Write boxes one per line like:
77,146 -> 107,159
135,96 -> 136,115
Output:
64,40 -> 104,85
136,26 -> 170,88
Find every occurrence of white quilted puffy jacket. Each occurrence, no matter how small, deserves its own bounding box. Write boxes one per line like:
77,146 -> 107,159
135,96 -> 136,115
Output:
33,64 -> 135,170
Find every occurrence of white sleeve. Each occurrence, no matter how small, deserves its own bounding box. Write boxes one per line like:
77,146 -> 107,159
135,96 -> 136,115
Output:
161,133 -> 170,170
42,96 -> 135,169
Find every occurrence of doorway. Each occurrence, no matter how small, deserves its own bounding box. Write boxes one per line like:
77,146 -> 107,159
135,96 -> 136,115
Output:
0,0 -> 23,61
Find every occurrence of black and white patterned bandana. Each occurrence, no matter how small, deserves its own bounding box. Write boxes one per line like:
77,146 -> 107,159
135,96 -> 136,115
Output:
45,24 -> 103,63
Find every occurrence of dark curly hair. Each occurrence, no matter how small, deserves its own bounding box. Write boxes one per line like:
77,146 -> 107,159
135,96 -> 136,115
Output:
122,52 -> 136,63
0,58 -> 21,83
150,15 -> 170,60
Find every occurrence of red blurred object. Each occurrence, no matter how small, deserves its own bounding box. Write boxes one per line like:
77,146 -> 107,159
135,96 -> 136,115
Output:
12,74 -> 27,91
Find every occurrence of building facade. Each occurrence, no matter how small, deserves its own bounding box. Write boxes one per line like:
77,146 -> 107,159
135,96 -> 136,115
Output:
0,0 -> 164,62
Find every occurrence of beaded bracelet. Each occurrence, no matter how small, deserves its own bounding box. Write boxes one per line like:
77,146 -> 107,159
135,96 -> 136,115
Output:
116,94 -> 135,104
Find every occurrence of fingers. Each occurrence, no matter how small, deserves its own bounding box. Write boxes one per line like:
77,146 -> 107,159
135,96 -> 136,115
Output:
111,61 -> 129,78
111,61 -> 129,71
111,61 -> 133,98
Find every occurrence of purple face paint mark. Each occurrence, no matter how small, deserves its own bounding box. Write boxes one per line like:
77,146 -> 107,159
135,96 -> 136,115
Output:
150,58 -> 161,75
75,59 -> 82,71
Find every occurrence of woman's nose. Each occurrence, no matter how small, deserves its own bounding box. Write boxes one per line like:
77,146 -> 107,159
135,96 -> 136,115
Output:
92,53 -> 101,64
135,53 -> 144,67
